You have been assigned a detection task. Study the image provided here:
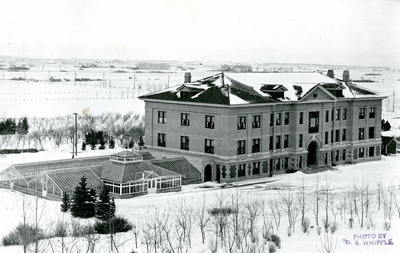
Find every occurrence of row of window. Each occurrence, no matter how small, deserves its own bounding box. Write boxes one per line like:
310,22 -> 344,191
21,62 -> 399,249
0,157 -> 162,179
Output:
219,157 -> 298,179
158,107 -> 376,131
158,127 -> 376,153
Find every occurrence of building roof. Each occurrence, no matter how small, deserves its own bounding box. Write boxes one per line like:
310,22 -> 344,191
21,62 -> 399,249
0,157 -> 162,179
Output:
148,157 -> 200,178
382,136 -> 400,146
46,166 -> 104,192
100,160 -> 181,183
139,72 -> 384,105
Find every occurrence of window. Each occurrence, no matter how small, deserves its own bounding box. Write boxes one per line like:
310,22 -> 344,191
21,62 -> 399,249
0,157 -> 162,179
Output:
181,113 -> 190,126
369,107 -> 376,118
359,148 -> 365,158
238,164 -> 246,177
237,140 -> 246,155
342,129 -> 346,141
205,115 -> 215,129
276,113 -> 281,126
299,112 -> 304,124
158,111 -> 166,124
325,110 -> 329,122
276,135 -> 281,149
342,149 -> 346,160
331,109 -> 334,121
324,153 -> 328,164
299,134 -> 303,148
284,157 -> 289,170
342,109 -> 347,120
336,109 -> 340,121
180,136 -> 189,150
359,128 -> 365,140
238,116 -> 246,130
276,158 -> 281,171
369,147 -> 375,157
369,127 -> 375,139
359,108 -> 365,119
253,162 -> 260,175
269,136 -> 273,150
309,112 -> 319,133
335,150 -> 340,161
270,159 -> 274,171
284,112 -> 289,125
299,156 -> 303,169
157,133 -> 166,147
270,113 -> 274,126
335,129 -> 340,142
325,131 -> 329,145
331,130 -> 334,144
252,138 -> 260,153
252,115 -> 261,128
204,139 -> 214,154
284,134 -> 289,148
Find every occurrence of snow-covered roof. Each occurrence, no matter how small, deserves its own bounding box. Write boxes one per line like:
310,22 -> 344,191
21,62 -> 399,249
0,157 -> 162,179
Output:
139,72 -> 384,105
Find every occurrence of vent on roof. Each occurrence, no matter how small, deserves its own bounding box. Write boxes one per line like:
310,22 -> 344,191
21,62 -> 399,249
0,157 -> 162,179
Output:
327,69 -> 335,78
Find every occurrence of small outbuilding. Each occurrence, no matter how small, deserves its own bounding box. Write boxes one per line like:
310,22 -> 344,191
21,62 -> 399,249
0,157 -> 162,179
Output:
381,136 -> 400,156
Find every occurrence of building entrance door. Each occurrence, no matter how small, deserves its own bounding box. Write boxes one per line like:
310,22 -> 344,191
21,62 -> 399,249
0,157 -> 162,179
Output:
204,164 -> 212,182
307,141 -> 318,166
147,179 -> 157,194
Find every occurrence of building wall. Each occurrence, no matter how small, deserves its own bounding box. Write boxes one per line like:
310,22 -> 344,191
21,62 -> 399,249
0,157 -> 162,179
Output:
144,97 -> 383,182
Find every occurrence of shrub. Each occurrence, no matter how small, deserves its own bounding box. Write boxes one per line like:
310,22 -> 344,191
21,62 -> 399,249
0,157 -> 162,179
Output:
267,234 -> 281,249
2,223 -> 44,246
330,221 -> 338,234
94,216 -> 133,234
207,207 -> 237,216
302,217 -> 311,233
2,230 -> 20,246
53,221 -> 69,237
269,243 -> 276,253
383,221 -> 391,231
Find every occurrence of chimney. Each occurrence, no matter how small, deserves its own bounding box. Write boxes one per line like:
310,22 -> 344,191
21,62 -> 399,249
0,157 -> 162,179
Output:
327,69 -> 334,78
184,72 -> 191,83
343,70 -> 350,82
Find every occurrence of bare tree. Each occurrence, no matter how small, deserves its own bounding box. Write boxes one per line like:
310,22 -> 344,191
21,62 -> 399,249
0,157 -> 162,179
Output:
279,188 -> 298,234
269,198 -> 282,231
297,178 -> 309,227
312,177 -> 321,227
194,193 -> 211,244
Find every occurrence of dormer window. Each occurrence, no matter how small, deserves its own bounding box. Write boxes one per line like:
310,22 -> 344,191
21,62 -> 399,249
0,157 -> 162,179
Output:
322,83 -> 345,98
260,84 -> 288,99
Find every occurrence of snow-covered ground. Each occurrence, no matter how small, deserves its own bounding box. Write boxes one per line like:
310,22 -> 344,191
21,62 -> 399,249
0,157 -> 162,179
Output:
0,150 -> 400,252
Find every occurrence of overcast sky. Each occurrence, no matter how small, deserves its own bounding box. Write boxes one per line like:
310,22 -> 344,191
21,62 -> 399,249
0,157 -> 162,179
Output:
1,0 -> 399,67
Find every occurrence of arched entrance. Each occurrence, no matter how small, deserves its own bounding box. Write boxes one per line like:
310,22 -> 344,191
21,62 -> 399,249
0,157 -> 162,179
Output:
204,164 -> 212,182
307,141 -> 318,166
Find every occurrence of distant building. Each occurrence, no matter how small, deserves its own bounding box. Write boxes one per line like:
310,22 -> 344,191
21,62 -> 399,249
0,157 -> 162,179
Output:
139,71 -> 386,183
0,150 -> 200,200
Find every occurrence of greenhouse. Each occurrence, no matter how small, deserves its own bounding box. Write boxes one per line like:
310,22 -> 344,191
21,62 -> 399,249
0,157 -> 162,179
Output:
0,150 -> 194,200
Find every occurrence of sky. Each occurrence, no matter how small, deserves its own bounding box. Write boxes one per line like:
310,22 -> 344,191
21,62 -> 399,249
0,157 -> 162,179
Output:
0,0 -> 399,68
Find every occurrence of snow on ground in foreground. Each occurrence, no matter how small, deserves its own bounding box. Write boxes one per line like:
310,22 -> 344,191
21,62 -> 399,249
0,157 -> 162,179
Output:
1,152 -> 400,252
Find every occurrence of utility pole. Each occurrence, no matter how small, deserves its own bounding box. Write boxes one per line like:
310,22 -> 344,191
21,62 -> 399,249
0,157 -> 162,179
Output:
72,113 -> 78,158
393,90 -> 395,112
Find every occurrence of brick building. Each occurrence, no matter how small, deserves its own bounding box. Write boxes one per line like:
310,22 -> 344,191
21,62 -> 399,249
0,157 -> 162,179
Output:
139,71 -> 386,183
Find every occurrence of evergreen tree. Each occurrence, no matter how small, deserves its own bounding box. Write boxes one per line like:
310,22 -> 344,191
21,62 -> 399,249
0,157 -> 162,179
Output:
16,118 -> 29,134
60,192 -> 70,212
95,186 -> 116,220
70,176 -> 96,218
81,141 -> 86,151
109,138 -> 115,149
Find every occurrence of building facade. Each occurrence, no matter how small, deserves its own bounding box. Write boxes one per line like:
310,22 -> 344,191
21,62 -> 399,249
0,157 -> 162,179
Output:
140,71 -> 386,183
